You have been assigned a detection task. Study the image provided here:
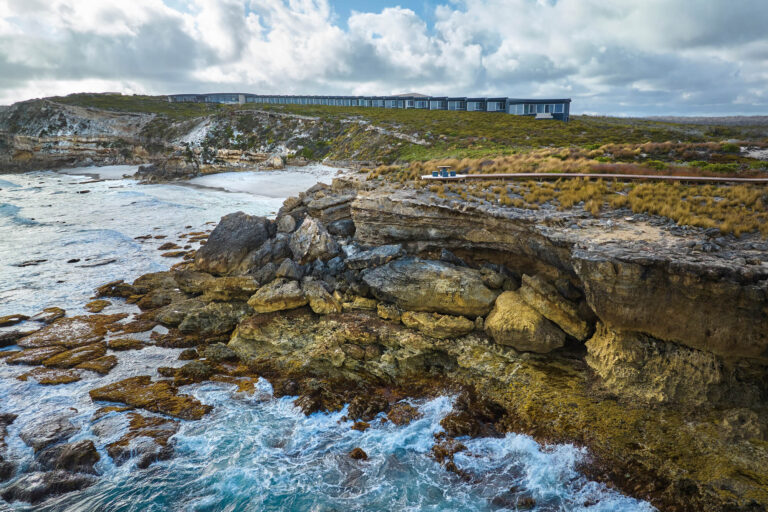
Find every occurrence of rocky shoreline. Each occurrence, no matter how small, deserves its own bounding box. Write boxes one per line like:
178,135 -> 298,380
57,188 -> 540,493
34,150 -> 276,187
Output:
2,175 -> 766,509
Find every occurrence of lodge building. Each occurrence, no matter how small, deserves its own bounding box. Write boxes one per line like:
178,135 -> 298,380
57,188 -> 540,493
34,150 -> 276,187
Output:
167,93 -> 571,121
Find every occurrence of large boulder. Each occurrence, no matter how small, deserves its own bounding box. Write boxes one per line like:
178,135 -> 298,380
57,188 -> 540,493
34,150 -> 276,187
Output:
195,212 -> 274,275
177,302 -> 252,336
484,291 -> 565,353
289,217 -> 340,264
401,311 -> 474,339
37,440 -> 100,474
19,413 -> 77,452
518,274 -> 590,340
302,279 -> 342,315
247,278 -> 308,313
362,258 -> 499,317
201,276 -> 260,302
345,244 -> 405,270
0,471 -> 95,504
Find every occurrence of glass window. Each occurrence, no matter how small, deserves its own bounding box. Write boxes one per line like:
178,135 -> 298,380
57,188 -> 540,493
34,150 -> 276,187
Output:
536,104 -> 545,113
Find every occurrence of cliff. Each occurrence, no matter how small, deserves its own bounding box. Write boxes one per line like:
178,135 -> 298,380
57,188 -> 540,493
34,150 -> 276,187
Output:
62,178 -> 764,511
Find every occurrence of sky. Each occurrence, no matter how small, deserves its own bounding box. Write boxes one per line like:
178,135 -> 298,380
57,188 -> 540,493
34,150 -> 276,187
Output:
0,0 -> 767,116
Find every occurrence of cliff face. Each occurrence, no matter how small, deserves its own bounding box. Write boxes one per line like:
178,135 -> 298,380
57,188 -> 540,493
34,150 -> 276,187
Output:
0,99 -> 406,177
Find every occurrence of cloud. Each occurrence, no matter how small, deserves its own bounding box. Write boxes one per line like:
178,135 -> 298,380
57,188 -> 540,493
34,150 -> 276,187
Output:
0,0 -> 766,115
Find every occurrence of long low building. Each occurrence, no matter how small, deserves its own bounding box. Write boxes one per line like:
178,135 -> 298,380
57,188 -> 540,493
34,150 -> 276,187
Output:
167,93 -> 571,121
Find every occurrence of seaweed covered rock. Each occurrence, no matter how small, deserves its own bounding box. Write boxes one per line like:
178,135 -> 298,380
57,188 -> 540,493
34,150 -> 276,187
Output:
301,279 -> 342,315
484,291 -> 565,353
0,471 -> 95,504
195,212 -> 274,275
400,311 -> 474,339
89,376 -> 212,420
362,258 -> 499,318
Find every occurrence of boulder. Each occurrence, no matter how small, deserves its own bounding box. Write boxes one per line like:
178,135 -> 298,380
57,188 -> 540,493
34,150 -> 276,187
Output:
201,276 -> 259,302
349,447 -> 368,460
264,154 -> 284,169
251,261 -> 277,286
0,471 -> 95,504
37,439 -> 100,474
103,413 -> 178,469
247,278 -> 308,314
1,330 -> 37,348
178,302 -> 252,336
177,361 -> 215,383
202,343 -> 238,363
327,219 -> 356,237
484,291 -> 565,353
302,280 -> 342,315
5,346 -> 65,365
19,413 -> 77,452
275,258 -> 304,280
376,303 -> 401,323
362,258 -> 499,318
17,367 -> 82,385
401,311 -> 474,339
195,212 -> 274,275
154,298 -> 206,327
345,244 -> 405,270
518,274 -> 590,341
173,270 -> 215,295
89,376 -> 212,420
277,214 -> 297,233
289,217 -> 340,264
76,355 -> 118,375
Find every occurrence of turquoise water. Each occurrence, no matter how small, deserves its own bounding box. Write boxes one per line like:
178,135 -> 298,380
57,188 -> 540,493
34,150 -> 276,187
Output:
0,168 -> 655,511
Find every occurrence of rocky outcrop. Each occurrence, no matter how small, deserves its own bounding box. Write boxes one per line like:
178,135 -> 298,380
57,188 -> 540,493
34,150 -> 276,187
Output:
518,274 -> 590,341
362,258 -> 499,318
400,311 -> 474,339
195,212 -> 275,275
484,291 -> 565,353
247,278 -> 308,313
289,217 -> 340,264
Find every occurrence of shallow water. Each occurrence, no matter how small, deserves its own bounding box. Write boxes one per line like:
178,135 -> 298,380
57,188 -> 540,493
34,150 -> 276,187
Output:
0,167 -> 654,511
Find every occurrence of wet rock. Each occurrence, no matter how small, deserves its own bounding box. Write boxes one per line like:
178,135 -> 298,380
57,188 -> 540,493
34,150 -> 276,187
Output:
37,439 -> 100,474
176,361 -> 215,383
351,421 -> 370,432
347,395 -> 389,421
289,217 -> 340,264
376,303 -> 401,323
0,470 -> 95,504
363,258 -> 499,318
136,288 -> 184,310
248,278 -> 308,313
202,343 -> 238,363
518,274 -> 590,341
84,299 -> 110,313
275,258 -> 304,280
277,214 -> 297,233
107,338 -> 145,351
178,301 -> 253,336
201,276 -> 260,302
89,376 -> 212,420
158,242 -> 180,251
401,311 -> 474,339
42,342 -> 107,369
0,458 -> 13,482
302,279 -> 342,315
484,291 -> 565,353
387,402 -> 421,426
95,280 -> 140,298
17,314 -> 127,349
345,244 -> 404,270
19,413 -> 77,452
5,346 -> 66,365
195,212 -> 275,275
76,355 -> 118,375
327,219 -> 356,237
29,307 -> 66,324
0,413 -> 17,450
0,330 -> 36,348
178,348 -> 198,360
0,314 -> 28,327
439,249 -> 467,267
173,270 -> 215,295
17,368 -> 82,385
154,297 -> 206,327
161,250 -> 188,258
349,447 -> 368,460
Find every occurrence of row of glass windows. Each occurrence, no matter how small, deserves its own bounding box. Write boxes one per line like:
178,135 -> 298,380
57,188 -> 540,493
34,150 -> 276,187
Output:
186,95 -> 568,115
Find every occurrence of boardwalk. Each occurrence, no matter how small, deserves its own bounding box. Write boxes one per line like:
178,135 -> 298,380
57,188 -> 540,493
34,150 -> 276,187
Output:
421,172 -> 768,184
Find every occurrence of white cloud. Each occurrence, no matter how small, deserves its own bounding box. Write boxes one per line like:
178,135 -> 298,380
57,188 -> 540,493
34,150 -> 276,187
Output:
0,0 -> 766,115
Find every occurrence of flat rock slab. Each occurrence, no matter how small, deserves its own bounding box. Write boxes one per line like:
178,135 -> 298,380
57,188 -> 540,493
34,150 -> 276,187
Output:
0,470 -> 95,504
19,414 -> 77,452
17,368 -> 82,385
42,342 -> 107,369
89,376 -> 212,420
17,314 -> 127,349
5,346 -> 65,366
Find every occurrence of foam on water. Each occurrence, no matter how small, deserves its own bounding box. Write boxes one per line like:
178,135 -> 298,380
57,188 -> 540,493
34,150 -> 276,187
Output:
0,167 -> 655,511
